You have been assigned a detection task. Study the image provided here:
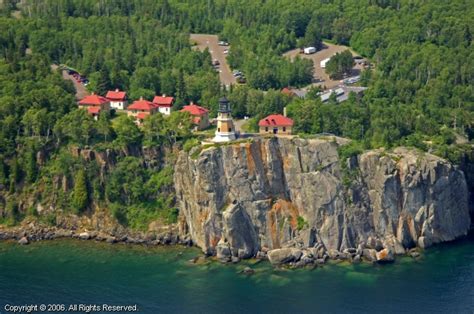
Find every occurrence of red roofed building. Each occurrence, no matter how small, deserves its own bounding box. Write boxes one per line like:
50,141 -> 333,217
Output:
127,97 -> 158,123
152,94 -> 174,116
136,112 -> 151,125
258,114 -> 293,135
281,87 -> 295,97
87,106 -> 101,120
106,89 -> 128,110
181,102 -> 210,130
78,93 -> 110,119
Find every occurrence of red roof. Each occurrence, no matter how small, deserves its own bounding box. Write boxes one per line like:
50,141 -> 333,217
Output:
181,104 -> 209,116
79,94 -> 109,106
87,107 -> 101,114
281,87 -> 295,97
258,114 -> 294,127
137,112 -> 150,120
106,89 -> 127,101
128,99 -> 156,111
153,95 -> 174,107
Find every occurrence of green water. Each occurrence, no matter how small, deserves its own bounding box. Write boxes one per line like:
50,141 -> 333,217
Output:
0,235 -> 473,313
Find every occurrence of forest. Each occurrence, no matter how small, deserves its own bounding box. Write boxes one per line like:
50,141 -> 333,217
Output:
0,0 -> 472,229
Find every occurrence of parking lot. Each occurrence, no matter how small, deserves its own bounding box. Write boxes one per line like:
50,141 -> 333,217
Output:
190,34 -> 236,87
283,42 -> 364,89
51,64 -> 89,100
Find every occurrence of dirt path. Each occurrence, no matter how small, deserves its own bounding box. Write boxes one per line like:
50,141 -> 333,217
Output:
190,34 -> 236,87
283,42 -> 363,89
51,64 -> 89,100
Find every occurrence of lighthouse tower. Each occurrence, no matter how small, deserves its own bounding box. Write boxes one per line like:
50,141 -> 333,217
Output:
213,96 -> 236,142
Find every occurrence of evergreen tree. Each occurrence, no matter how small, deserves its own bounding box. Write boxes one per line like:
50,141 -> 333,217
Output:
24,150 -> 37,184
174,70 -> 187,110
72,169 -> 89,214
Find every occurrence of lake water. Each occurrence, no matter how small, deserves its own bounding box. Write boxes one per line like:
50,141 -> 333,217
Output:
0,234 -> 473,314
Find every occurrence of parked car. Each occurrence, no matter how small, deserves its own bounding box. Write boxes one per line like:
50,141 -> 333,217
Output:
304,47 -> 316,54
218,41 -> 229,46
232,70 -> 242,77
223,49 -> 229,54
237,76 -> 246,84
212,59 -> 220,66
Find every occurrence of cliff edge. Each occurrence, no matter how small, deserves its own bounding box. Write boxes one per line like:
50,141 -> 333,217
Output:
174,137 -> 470,261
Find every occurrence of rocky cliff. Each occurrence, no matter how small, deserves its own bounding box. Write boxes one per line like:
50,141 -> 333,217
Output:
174,137 -> 471,261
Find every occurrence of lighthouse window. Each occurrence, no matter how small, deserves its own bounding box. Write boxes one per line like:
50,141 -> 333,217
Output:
283,127 -> 286,132
218,128 -> 220,132
228,128 -> 232,132
265,127 -> 268,132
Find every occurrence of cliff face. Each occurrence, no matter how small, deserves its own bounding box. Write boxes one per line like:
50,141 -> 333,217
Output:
174,137 -> 471,258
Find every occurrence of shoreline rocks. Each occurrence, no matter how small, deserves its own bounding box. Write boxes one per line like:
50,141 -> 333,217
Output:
0,222 -> 190,248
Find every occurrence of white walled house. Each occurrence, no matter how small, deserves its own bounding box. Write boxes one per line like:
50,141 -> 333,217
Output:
153,95 -> 174,115
106,89 -> 128,110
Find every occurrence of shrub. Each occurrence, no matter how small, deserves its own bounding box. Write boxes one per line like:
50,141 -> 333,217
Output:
297,216 -> 308,230
183,138 -> 200,152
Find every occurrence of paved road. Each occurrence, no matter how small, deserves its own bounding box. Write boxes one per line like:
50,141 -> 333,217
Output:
283,42 -> 363,90
190,34 -> 236,87
233,119 -> 248,133
50,64 -> 89,100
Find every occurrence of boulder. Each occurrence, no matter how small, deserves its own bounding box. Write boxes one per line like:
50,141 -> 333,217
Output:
410,251 -> 421,258
363,249 -> 377,262
383,236 -> 406,255
418,236 -> 432,249
267,248 -> 303,265
18,236 -> 29,245
105,236 -> 116,244
240,267 -> 255,275
376,248 -> 395,263
231,256 -> 240,263
79,232 -> 90,240
216,241 -> 232,262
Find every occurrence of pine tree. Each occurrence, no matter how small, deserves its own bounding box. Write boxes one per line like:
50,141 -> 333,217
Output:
174,70 -> 187,110
96,67 -> 111,95
25,150 -> 37,184
72,169 -> 89,214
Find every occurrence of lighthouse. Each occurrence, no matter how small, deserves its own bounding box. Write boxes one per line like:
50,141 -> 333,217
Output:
213,96 -> 236,142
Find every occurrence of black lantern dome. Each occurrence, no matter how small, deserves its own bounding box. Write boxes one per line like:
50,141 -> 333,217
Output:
218,96 -> 231,113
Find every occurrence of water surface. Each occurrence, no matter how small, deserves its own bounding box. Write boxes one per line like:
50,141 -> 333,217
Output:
0,235 -> 473,313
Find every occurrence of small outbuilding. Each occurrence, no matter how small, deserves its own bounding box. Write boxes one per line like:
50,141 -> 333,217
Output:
259,114 -> 293,135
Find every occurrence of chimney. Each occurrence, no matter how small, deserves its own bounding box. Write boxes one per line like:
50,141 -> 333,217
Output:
283,107 -> 287,117
140,96 -> 143,100
115,88 -> 119,92
162,94 -> 166,97
190,100 -> 194,105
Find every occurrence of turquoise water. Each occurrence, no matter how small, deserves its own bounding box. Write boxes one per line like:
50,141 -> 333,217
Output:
0,235 -> 473,314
